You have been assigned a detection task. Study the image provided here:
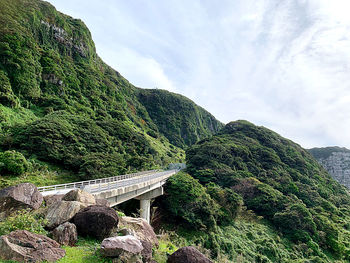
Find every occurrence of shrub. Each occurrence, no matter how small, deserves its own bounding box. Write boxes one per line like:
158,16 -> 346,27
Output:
0,209 -> 48,236
0,150 -> 31,175
164,172 -> 219,230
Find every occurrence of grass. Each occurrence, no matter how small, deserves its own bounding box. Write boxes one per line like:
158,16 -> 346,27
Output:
58,237 -> 113,263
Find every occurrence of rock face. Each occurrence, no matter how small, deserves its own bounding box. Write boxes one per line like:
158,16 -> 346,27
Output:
51,222 -> 78,246
119,216 -> 158,262
45,200 -> 82,229
72,205 -> 119,240
96,198 -> 110,206
0,183 -> 43,216
309,147 -> 350,188
101,235 -> 143,263
62,189 -> 96,207
167,246 -> 212,263
44,194 -> 64,206
0,230 -> 65,262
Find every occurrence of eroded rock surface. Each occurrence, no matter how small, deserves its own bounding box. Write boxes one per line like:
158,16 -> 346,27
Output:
63,189 -> 96,207
101,235 -> 143,263
72,205 -> 118,240
167,246 -> 213,263
45,200 -> 82,229
0,230 -> 65,262
51,222 -> 78,246
0,183 -> 43,216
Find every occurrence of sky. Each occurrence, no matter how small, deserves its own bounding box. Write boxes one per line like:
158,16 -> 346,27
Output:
47,0 -> 350,149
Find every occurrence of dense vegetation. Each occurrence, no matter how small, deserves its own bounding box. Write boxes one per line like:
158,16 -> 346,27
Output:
0,0 -> 221,184
137,89 -> 223,148
161,121 -> 350,262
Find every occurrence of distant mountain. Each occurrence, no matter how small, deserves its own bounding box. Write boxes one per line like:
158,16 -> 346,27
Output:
309,147 -> 350,188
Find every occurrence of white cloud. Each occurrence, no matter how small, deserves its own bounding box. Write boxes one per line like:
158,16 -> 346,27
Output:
48,0 -> 350,148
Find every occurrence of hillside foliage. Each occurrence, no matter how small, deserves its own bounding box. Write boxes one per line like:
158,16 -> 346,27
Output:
162,121 -> 350,261
0,0 -> 221,182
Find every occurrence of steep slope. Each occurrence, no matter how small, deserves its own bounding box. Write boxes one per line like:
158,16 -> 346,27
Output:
309,147 -> 350,188
161,120 -> 350,261
0,0 -> 221,183
137,89 -> 224,148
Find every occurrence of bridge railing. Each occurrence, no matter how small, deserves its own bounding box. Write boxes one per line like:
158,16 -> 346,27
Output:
37,170 -> 158,193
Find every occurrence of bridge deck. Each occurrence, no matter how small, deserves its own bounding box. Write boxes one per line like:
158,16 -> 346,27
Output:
38,169 -> 178,197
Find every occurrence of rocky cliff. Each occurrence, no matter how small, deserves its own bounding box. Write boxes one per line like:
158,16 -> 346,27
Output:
309,147 -> 350,188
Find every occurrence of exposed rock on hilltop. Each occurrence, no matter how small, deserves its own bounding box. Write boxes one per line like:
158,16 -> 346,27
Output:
309,147 -> 350,188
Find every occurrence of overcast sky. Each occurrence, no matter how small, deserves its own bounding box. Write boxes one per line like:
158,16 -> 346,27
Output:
47,0 -> 350,149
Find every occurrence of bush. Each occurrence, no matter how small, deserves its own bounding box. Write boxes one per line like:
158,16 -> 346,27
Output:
0,150 -> 31,175
164,172 -> 219,230
0,209 -> 48,236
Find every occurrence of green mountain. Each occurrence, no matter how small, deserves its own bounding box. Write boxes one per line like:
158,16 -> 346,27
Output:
162,120 -> 350,261
137,89 -> 223,148
0,0 -> 221,183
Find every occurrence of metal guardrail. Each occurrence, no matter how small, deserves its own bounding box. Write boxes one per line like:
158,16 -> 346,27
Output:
38,170 -> 157,193
38,169 -> 178,194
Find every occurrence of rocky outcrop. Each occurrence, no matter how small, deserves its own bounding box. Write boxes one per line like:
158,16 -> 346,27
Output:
167,246 -> 212,263
45,200 -> 83,229
119,216 -> 158,262
96,198 -> 110,206
101,235 -> 143,263
0,230 -> 65,262
51,222 -> 78,246
309,147 -> 350,188
62,189 -> 96,207
0,183 -> 43,216
44,194 -> 64,206
72,205 -> 119,240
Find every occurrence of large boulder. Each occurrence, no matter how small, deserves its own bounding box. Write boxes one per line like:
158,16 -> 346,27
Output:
101,235 -> 143,263
51,222 -> 78,246
119,216 -> 159,262
45,200 -> 83,229
96,198 -> 110,207
44,194 -> 64,206
62,189 -> 96,207
167,246 -> 213,263
72,205 -> 119,240
0,230 -> 65,262
0,183 -> 43,216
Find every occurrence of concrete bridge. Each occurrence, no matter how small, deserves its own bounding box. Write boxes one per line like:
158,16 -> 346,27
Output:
38,169 -> 179,223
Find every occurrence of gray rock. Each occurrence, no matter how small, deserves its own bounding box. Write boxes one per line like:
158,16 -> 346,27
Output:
44,194 -> 64,207
0,230 -> 65,262
62,189 -> 96,207
167,246 -> 213,263
51,222 -> 78,246
45,200 -> 83,229
101,235 -> 143,263
0,183 -> 43,216
72,205 -> 119,240
119,216 -> 159,262
96,198 -> 110,206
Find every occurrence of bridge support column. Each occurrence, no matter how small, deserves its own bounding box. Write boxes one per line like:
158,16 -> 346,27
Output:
140,199 -> 151,223
135,187 -> 164,223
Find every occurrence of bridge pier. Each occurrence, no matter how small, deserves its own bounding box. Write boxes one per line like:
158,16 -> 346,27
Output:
140,199 -> 151,223
135,187 -> 164,223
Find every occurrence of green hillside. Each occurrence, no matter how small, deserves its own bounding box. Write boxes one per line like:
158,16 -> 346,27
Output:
161,120 -> 350,261
0,0 -> 221,185
137,89 -> 223,148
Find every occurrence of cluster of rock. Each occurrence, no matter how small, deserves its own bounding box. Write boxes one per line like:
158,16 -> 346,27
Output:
0,183 -> 212,262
